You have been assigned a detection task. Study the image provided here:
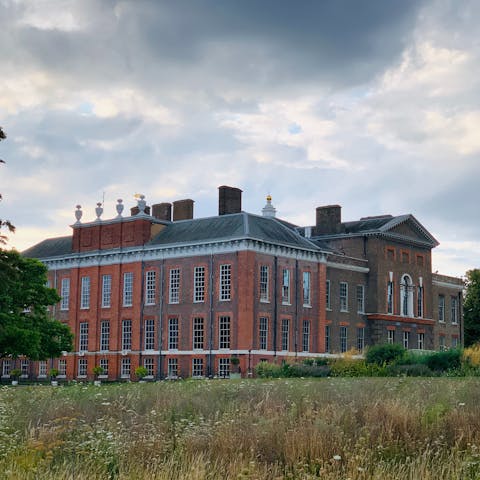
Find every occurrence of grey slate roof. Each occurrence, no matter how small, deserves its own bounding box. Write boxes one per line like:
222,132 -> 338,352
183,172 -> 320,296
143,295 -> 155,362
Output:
22,236 -> 73,259
22,212 -> 323,260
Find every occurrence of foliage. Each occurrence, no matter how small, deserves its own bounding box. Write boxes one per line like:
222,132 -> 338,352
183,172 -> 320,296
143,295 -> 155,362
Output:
49,368 -> 59,379
134,366 -> 148,379
255,361 -> 283,378
10,368 -> 22,379
328,358 -> 387,377
287,363 -> 331,377
92,366 -> 104,377
0,127 -> 14,245
464,269 -> 480,346
463,343 -> 480,367
424,349 -> 462,372
230,356 -> 240,365
387,363 -> 433,377
0,250 -> 73,359
365,343 -> 406,366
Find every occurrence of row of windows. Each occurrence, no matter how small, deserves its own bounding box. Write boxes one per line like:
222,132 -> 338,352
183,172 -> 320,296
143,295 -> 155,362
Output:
438,294 -> 459,324
2,359 -> 67,377
325,281 -> 365,314
385,247 -> 425,267
324,326 -> 365,353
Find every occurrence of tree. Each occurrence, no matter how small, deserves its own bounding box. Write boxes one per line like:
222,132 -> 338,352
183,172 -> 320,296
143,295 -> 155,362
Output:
0,127 -> 15,244
0,249 -> 73,359
464,269 -> 480,346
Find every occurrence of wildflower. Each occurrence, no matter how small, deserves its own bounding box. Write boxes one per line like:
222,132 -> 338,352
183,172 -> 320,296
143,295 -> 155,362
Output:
333,455 -> 342,461
458,402 -> 466,407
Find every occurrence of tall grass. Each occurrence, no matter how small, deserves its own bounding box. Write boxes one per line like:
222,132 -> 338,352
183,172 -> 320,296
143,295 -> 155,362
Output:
1,378 -> 480,479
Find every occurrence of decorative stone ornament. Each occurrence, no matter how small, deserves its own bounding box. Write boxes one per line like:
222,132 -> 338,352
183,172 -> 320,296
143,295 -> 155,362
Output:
75,205 -> 83,224
95,202 -> 103,220
116,199 -> 124,218
262,194 -> 277,218
137,194 -> 147,214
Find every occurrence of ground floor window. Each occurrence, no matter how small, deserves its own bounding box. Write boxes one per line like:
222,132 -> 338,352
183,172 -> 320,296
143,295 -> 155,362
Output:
325,325 -> 330,353
417,333 -> 424,350
21,360 -> 29,377
439,335 -> 446,351
403,331 -> 410,349
192,358 -> 204,377
452,336 -> 458,348
340,326 -> 348,353
357,327 -> 365,352
99,358 -> 109,376
39,360 -> 47,376
144,358 -> 154,376
58,359 -> 67,376
78,358 -> 87,376
121,358 -> 131,377
2,360 -> 11,376
218,358 -> 230,378
387,329 -> 395,344
168,358 -> 178,377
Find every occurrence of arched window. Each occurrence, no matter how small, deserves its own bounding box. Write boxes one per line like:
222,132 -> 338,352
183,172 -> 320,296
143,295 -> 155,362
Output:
400,274 -> 414,317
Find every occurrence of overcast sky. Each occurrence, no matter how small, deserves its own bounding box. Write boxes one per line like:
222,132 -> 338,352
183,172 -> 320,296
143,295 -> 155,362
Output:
1,0 -> 479,277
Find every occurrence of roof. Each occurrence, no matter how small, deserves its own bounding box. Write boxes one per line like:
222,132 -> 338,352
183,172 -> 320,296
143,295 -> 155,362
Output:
22,212 -> 323,260
22,236 -> 73,259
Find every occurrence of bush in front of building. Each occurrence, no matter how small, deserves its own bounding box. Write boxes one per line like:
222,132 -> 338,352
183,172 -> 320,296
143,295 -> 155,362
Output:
255,361 -> 284,378
328,357 -> 387,377
365,343 -> 406,366
387,363 -> 433,377
286,363 -> 331,377
424,349 -> 462,373
463,344 -> 480,367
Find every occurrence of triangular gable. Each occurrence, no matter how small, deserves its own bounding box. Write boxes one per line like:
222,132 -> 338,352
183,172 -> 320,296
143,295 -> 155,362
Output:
380,215 -> 439,247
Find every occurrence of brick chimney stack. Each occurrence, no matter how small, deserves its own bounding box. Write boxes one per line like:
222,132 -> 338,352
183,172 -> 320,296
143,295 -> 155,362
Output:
172,199 -> 194,221
315,205 -> 342,235
218,185 -> 242,215
152,203 -> 172,221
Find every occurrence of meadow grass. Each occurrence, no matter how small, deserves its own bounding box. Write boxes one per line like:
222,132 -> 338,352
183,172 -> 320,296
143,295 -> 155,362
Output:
1,378 -> 480,479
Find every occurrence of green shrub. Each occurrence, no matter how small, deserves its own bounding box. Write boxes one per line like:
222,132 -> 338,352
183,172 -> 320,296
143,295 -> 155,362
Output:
329,358 -> 386,377
255,361 -> 283,378
425,349 -> 462,372
287,363 -> 331,377
387,363 -> 433,377
365,343 -> 406,366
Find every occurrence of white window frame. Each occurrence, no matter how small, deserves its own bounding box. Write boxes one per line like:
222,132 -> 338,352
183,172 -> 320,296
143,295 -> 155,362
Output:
438,295 -> 445,322
400,274 -> 414,317
403,331 -> 410,349
121,358 -> 131,377
80,276 -> 90,309
259,317 -> 268,350
219,264 -> 231,301
325,325 -> 331,353
219,316 -> 230,349
79,322 -> 88,352
340,326 -> 348,353
168,318 -> 179,350
193,317 -> 204,350
356,285 -> 365,314
123,272 -> 133,307
192,358 -> 204,377
168,358 -> 178,377
194,266 -> 205,303
417,285 -> 423,318
102,274 -> 112,308
340,282 -> 348,312
122,319 -> 132,351
2,359 -> 11,377
144,319 -> 155,350
169,268 -> 180,304
439,335 -> 446,351
451,296 -> 458,324
281,319 -> 289,351
144,358 -> 154,376
145,270 -> 156,305
417,332 -> 425,350
77,358 -> 87,377
357,327 -> 365,352
260,265 -> 269,303
302,320 -> 310,352
99,358 -> 109,376
58,359 -> 66,376
303,271 -> 311,307
282,269 -> 290,304
60,278 -> 70,310
326,280 -> 331,310
387,329 -> 395,344
387,281 -> 394,314
100,320 -> 110,352
21,359 -> 29,377
218,358 -> 230,377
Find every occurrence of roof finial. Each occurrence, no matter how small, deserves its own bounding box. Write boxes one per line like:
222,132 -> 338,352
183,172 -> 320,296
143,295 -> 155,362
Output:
95,202 -> 103,221
74,205 -> 83,224
262,194 -> 276,218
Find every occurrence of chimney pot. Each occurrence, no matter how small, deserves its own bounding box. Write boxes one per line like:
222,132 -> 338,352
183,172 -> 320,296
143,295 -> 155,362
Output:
315,205 -> 342,235
173,199 -> 194,221
152,203 -> 172,221
218,185 -> 242,215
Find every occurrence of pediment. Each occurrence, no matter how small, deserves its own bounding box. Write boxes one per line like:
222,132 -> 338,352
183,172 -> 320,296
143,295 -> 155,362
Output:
381,216 -> 439,247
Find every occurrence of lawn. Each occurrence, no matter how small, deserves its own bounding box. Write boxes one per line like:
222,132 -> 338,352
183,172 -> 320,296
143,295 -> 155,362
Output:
1,378 -> 480,479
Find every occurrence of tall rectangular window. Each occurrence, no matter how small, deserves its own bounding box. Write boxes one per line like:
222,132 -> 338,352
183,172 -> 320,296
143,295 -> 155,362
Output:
403,331 -> 410,349
20,360 -> 29,377
102,274 -> 111,308
80,276 -> 90,309
220,264 -> 231,301
326,280 -> 331,310
58,359 -> 66,376
192,358 -> 204,377
218,358 -> 230,377
387,329 -> 395,344
303,271 -> 311,306
144,319 -> 155,350
325,325 -> 331,353
219,316 -> 230,349
438,295 -> 445,322
387,281 -> 394,314
168,358 -> 178,377
2,360 -> 11,376
100,320 -> 110,351
122,319 -> 132,351
60,278 -> 70,310
417,286 -> 423,318
194,267 -> 205,303
451,296 -> 458,324
78,358 -> 87,377
39,360 -> 48,376
168,318 -> 179,350
357,327 -> 365,352
356,285 -> 365,313
259,265 -> 269,302
302,320 -> 310,352
123,272 -> 133,307
340,282 -> 348,312
439,335 -> 446,351
144,358 -> 154,376
145,271 -> 156,305
99,358 -> 109,375
121,358 -> 131,377
281,319 -> 289,351
169,268 -> 180,304
259,317 -> 268,350
417,332 -> 425,350
452,336 -> 458,348
79,322 -> 88,352
340,326 -> 348,353
282,269 -> 290,304
193,317 -> 204,350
